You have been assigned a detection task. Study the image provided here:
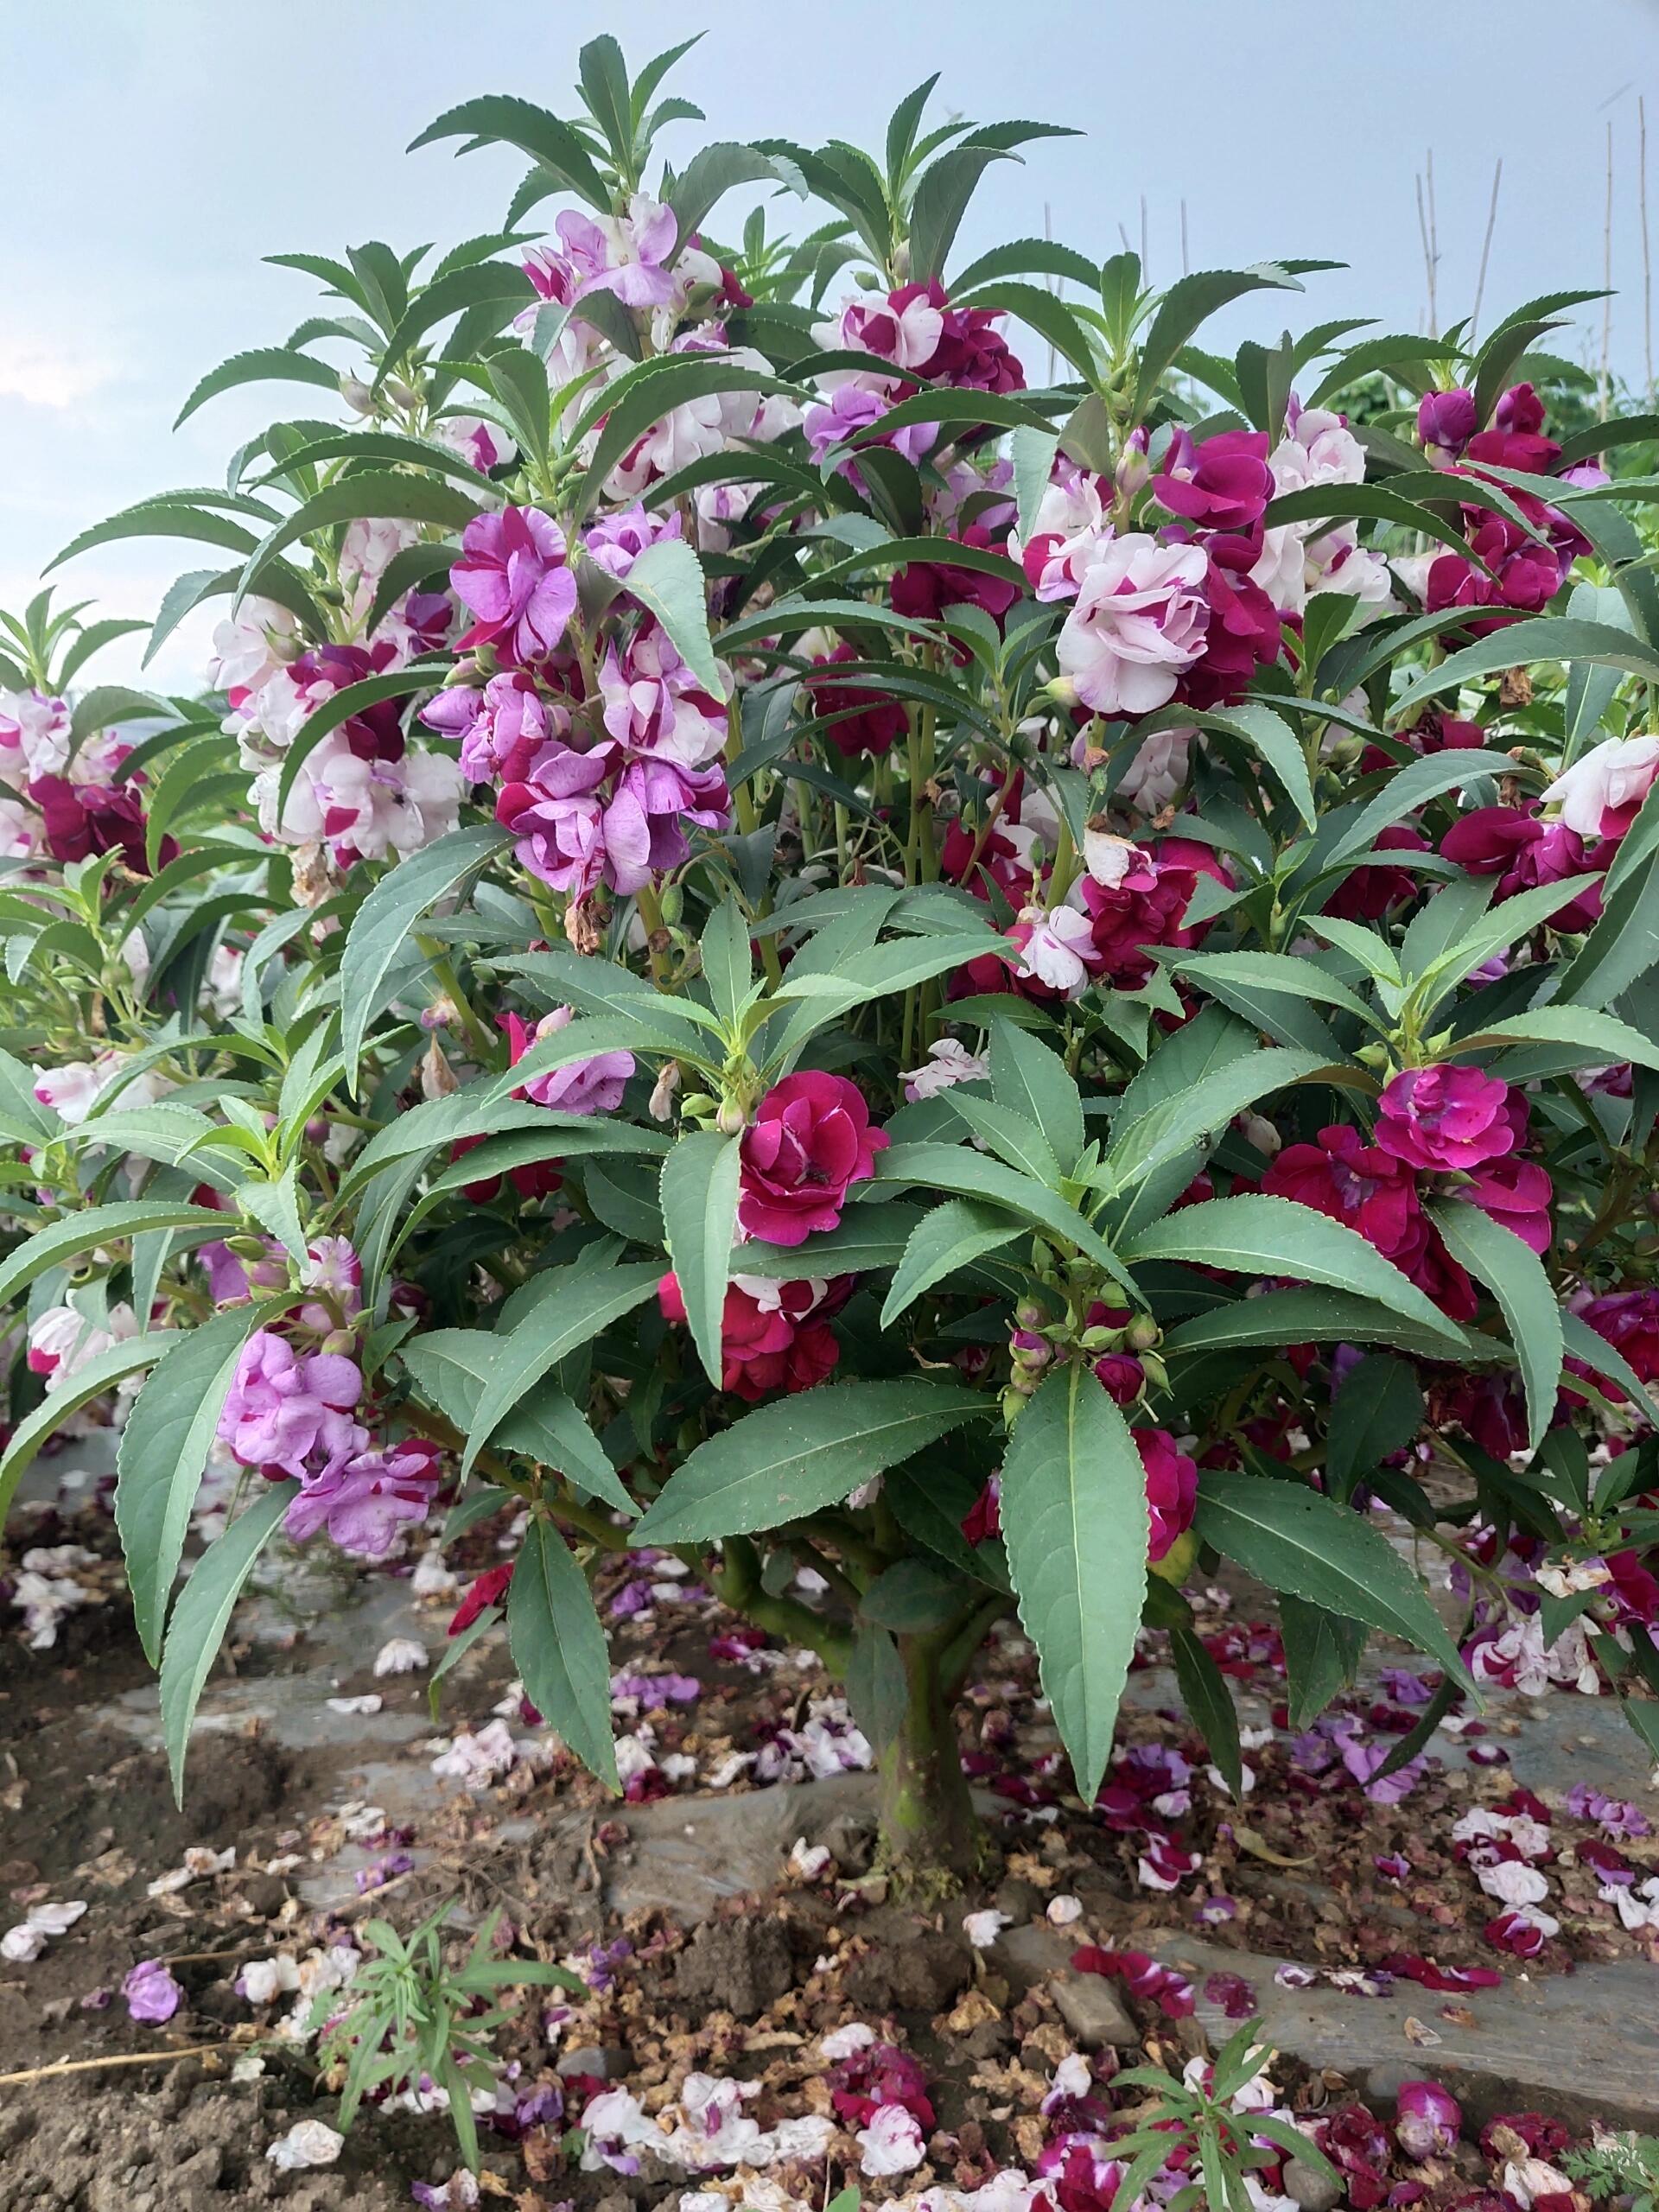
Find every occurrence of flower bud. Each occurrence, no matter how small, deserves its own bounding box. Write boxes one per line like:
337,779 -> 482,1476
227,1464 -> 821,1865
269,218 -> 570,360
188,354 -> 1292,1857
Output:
1126,1313 -> 1160,1353
225,1234 -> 271,1262
679,1091 -> 716,1120
658,883 -> 684,925
321,1327 -> 358,1357
715,1096 -> 748,1137
339,372 -> 375,416
1115,427 -> 1151,498
385,375 -> 422,410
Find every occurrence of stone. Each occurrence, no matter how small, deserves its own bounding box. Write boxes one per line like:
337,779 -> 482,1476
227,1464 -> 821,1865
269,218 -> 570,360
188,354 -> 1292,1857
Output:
1282,2156 -> 1344,2212
989,1922 -> 1137,2048
673,1911 -> 794,2019
556,2044 -> 629,2080
1149,1929 -> 1659,2133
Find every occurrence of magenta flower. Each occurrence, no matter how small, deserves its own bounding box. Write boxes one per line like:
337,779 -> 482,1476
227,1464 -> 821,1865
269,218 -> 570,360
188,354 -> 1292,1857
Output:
1457,1153 -> 1554,1254
738,1073 -> 888,1246
495,746 -> 615,897
602,758 -> 731,893
426,671 -> 563,786
124,1959 -> 182,2024
1417,388 -> 1478,464
284,1439 -> 442,1558
1153,428 -> 1275,531
583,502 -> 683,582
1375,1065 -> 1518,1173
1135,1427 -> 1198,1563
451,506 -> 577,666
217,1330 -> 365,1480
1572,1287 -> 1659,1388
505,1006 -> 634,1114
1056,536 -> 1210,715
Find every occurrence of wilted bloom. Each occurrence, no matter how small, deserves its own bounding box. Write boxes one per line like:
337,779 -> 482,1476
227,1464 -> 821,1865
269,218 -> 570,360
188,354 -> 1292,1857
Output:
123,1959 -> 183,2024
451,506 -> 577,665
506,1005 -> 634,1115
1056,536 -> 1210,715
1395,2080 -> 1462,2159
901,1037 -> 988,1100
1376,1065 -> 1518,1173
738,1073 -> 887,1245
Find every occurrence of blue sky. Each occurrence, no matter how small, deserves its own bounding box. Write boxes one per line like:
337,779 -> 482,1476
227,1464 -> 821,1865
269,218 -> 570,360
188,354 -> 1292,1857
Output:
5,0 -> 1659,689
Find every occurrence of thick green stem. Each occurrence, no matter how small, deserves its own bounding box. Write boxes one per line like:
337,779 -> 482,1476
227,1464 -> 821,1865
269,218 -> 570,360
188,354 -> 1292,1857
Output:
876,1630 -> 985,1882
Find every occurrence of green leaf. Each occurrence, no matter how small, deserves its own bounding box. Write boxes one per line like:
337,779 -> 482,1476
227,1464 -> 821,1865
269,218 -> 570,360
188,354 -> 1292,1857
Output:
1427,1198 -> 1562,1452
1323,750 -> 1507,873
1556,848 -> 1659,1009
117,1300 -> 282,1664
1001,1363 -> 1147,1804
1161,1285 -> 1470,1362
508,1516 -> 620,1789
1198,702 -> 1317,830
340,825 -> 509,1089
990,1025 -> 1084,1175
1171,950 -> 1380,1029
1132,264 -> 1304,417
175,346 -> 342,428
275,664 -> 443,820
1170,1625 -> 1243,1796
1560,1306 -> 1658,1421
1010,423 -> 1063,543
238,472 -> 482,603
399,1330 -> 635,1515
621,537 -> 725,696
658,1130 -> 742,1389
1196,1472 -> 1474,1688
877,1141 -> 1134,1292
1456,1003 -> 1659,1071
1280,1595 -> 1367,1728
634,1379 -> 990,1542
409,93 -> 612,209
699,900 -> 753,1029
735,1204 -> 925,1279
945,1095 -> 1063,1186
772,932 -> 1002,1020
575,354 -> 799,519
161,1485 -> 295,1802
880,1198 -> 1020,1326
668,142 -> 799,258
861,1556 -> 961,1632
909,144 -> 1015,283
1123,1193 -> 1453,1337
1106,1046 -> 1331,1195
1392,618 -> 1659,718
461,1265 -> 662,1480
0,1335 -> 170,1523
1325,1353 -> 1423,1499
0,1199 -> 228,1312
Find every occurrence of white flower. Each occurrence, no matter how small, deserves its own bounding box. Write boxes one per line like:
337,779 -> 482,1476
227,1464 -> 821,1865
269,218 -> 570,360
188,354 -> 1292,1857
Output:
1082,827 -> 1148,887
819,2022 -> 877,2061
1051,2052 -> 1092,2099
858,2103 -> 926,2177
789,1839 -> 833,1879
1605,1874 -> 1659,1931
963,1908 -> 1011,1949
240,1955 -> 302,2005
208,598 -> 301,719
266,2120 -> 344,2171
1477,1860 -> 1550,1908
1,1925 -> 45,1962
1046,1893 -> 1084,1925
411,1547 -> 458,1597
1056,535 -> 1209,715
1115,726 -> 1193,815
373,1637 -> 429,1676
27,1303 -> 139,1395
901,1037 -> 990,1102
1542,734 -> 1659,838
1014,905 -> 1098,995
430,1719 -> 519,1786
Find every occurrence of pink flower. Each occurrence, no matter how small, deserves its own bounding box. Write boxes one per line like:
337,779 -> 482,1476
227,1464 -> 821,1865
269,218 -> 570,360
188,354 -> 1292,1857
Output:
1011,906 -> 1101,997
1153,428 -> 1275,531
1056,536 -> 1210,715
1376,1065 -> 1518,1173
451,506 -> 577,665
284,1438 -> 443,1558
1070,1945 -> 1195,2018
217,1331 -> 365,1481
582,501 -> 683,581
1439,804 -> 1605,932
658,1269 -> 845,1401
1573,1287 -> 1659,1388
553,194 -> 679,308
495,745 -> 615,896
1263,1125 -> 1422,1263
1135,1427 -> 1198,1564
1484,1908 -> 1554,1958
426,671 -> 563,786
597,626 -> 727,768
506,1005 -> 634,1115
1542,734 -> 1659,841
0,687 -> 72,785
1397,2079 -> 1459,2167
738,1073 -> 888,1246
124,1959 -> 182,2024
1457,1153 -> 1554,1255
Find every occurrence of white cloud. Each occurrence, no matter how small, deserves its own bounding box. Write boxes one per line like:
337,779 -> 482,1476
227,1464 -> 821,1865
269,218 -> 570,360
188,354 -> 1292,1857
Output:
0,335 -> 117,410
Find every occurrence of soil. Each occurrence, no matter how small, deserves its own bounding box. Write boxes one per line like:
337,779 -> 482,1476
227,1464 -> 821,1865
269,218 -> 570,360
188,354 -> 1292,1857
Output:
3,1478 -> 1654,2209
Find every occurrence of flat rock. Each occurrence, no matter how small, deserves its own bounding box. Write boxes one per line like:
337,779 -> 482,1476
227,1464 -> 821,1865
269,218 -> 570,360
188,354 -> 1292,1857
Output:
990,1922 -> 1138,2048
1148,1929 -> 1659,2133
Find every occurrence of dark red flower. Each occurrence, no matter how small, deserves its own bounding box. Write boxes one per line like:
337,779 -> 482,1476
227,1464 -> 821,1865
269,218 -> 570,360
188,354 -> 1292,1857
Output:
738,1073 -> 887,1246
448,1563 -> 514,1635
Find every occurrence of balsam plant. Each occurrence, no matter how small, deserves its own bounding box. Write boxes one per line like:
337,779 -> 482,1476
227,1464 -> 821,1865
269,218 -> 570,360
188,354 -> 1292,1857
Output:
6,34 -> 1659,1881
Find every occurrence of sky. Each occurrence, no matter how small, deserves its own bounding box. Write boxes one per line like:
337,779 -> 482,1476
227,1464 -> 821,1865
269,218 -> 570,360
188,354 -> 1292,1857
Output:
5,0 -> 1659,691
